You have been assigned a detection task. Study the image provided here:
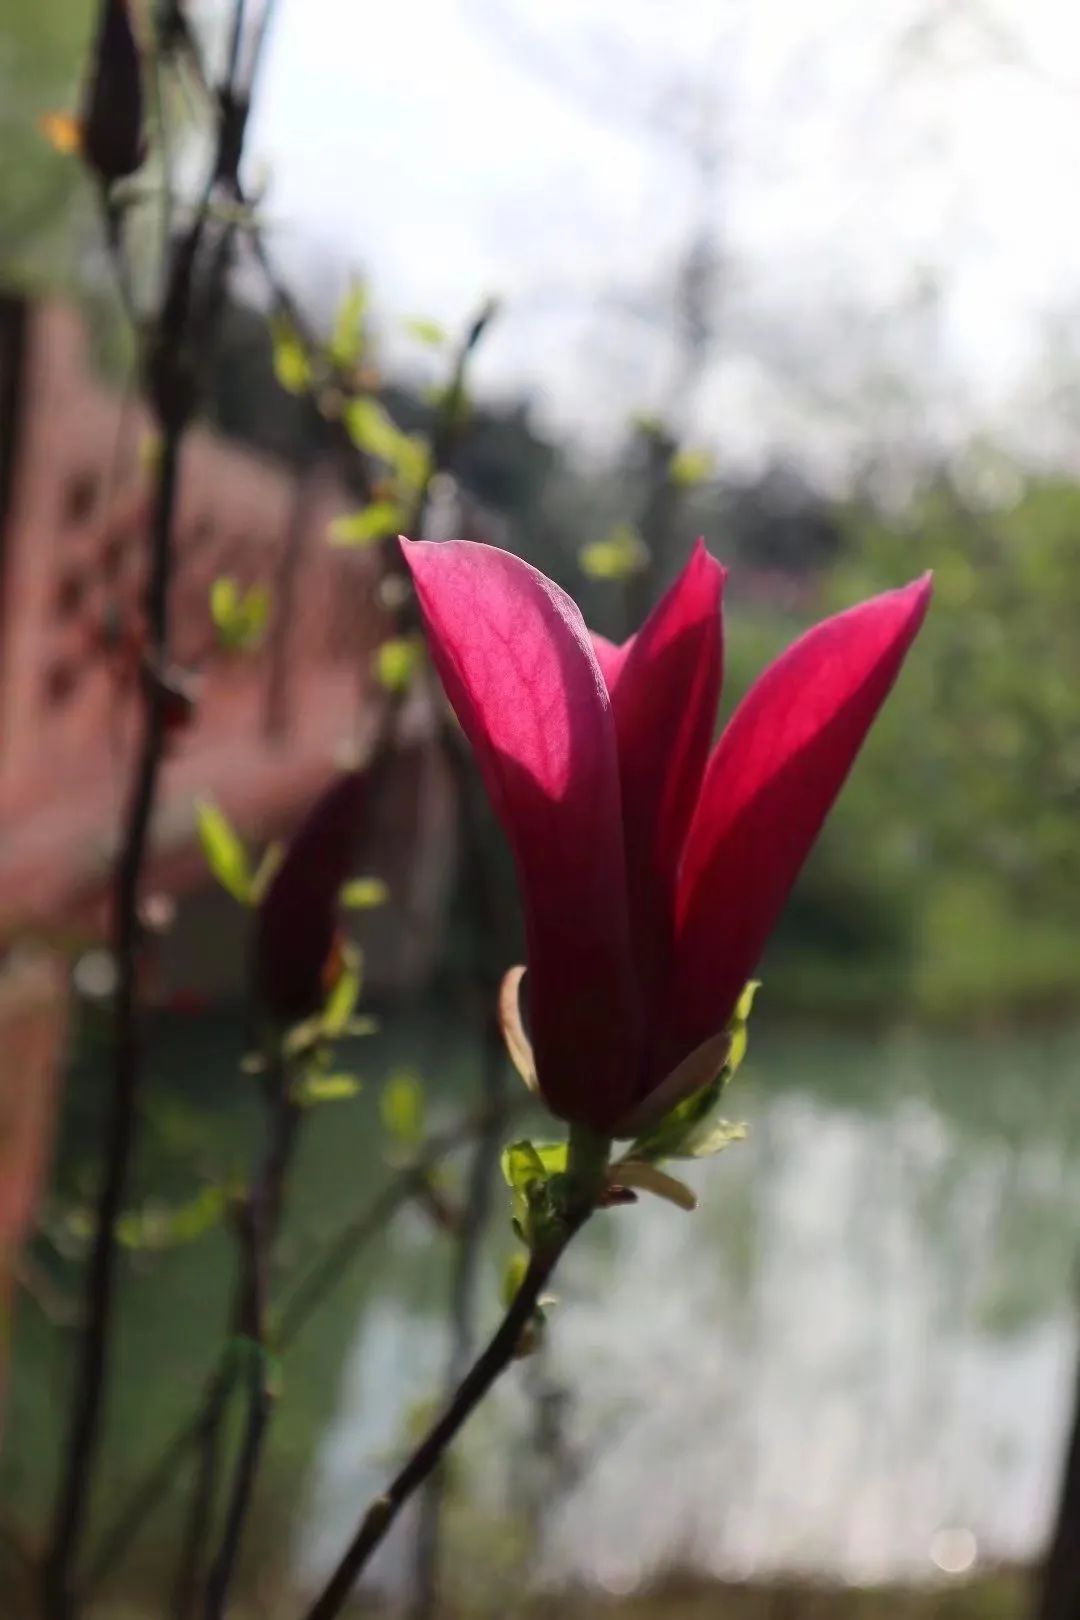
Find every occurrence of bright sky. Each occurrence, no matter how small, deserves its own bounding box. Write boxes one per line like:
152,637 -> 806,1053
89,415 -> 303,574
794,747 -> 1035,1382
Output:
250,0 -> 1080,479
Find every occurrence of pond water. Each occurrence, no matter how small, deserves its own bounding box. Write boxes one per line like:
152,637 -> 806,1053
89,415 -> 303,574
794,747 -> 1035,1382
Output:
7,1005 -> 1080,1605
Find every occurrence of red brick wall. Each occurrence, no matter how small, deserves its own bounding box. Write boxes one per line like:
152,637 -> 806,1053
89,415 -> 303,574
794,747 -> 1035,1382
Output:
0,302 -> 391,938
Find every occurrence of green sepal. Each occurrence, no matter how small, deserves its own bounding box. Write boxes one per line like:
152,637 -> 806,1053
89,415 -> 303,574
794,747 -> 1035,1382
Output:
631,980 -> 759,1162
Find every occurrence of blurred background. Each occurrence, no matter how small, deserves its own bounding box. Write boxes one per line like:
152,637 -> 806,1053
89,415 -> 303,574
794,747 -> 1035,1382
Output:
1,2 -> 1079,1618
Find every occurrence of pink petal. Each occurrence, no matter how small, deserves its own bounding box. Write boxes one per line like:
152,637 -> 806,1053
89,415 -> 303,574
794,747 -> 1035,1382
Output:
595,541 -> 725,1024
590,632 -> 631,693
402,538 -> 641,1130
664,574 -> 932,1066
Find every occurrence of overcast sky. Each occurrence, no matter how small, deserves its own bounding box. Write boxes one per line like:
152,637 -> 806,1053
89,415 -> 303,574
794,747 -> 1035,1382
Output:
248,0 -> 1080,479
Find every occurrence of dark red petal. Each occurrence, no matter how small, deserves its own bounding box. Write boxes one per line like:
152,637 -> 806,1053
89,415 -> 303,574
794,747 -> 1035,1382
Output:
664,574 -> 932,1066
600,541 -> 725,1035
253,770 -> 366,1022
402,537 -> 640,1131
590,632 -> 631,693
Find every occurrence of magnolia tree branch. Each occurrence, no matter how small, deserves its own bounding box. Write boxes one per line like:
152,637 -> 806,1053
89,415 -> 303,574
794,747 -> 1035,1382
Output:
299,1222 -> 585,1620
80,1106 -> 503,1597
44,271 -> 192,1620
410,1015 -> 506,1619
43,9 -> 274,1614
201,1078 -> 300,1620
410,733 -> 514,1618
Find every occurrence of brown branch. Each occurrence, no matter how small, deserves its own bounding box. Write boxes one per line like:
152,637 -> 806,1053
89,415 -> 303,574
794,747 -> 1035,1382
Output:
299,1219 -> 585,1620
43,418 -> 185,1620
201,1077 -> 299,1620
80,1106 -> 504,1597
42,5 -> 271,1611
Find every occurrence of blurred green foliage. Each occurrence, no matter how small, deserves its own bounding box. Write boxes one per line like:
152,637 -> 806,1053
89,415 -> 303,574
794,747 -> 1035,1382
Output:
0,0 -> 94,287
750,474 -> 1080,1016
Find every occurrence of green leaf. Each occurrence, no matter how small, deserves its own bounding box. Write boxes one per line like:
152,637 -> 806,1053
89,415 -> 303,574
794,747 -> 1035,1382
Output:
343,399 -> 431,492
328,501 -> 405,548
116,1184 -> 228,1251
210,577 -> 270,652
679,1119 -> 747,1159
249,842 -> 285,906
340,877 -> 389,910
669,447 -> 712,486
404,316 -> 447,347
579,523 -> 650,582
502,1250 -> 529,1306
329,279 -> 368,368
374,636 -> 422,693
500,1139 -> 569,1242
195,800 -> 253,904
295,1072 -> 362,1108
380,1071 -> 425,1146
631,980 -> 759,1162
270,314 -> 311,395
322,951 -> 362,1037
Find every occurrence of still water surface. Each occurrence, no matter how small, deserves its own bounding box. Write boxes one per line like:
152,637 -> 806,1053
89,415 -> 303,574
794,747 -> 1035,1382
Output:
296,1014 -> 1080,1596
9,1006 -> 1080,1601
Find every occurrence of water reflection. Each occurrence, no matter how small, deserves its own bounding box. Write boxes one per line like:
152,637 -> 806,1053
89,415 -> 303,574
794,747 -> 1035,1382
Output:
301,1025 -> 1080,1594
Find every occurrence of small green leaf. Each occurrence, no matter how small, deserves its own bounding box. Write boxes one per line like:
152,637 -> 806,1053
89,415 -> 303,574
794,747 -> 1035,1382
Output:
340,877 -> 389,910
209,575 -> 237,622
249,842 -> 285,906
295,1073 -> 362,1107
631,980 -> 759,1162
680,1119 -> 748,1159
328,502 -> 405,548
343,400 -> 431,492
195,800 -> 252,904
322,951 -> 362,1037
210,577 -> 270,652
374,636 -> 422,693
404,316 -> 447,347
270,314 -> 311,395
501,1140 -> 545,1190
500,1139 -> 569,1244
380,1071 -> 425,1146
579,523 -> 650,582
502,1250 -> 529,1306
329,279 -> 368,368
669,447 -> 712,486
116,1184 -> 228,1251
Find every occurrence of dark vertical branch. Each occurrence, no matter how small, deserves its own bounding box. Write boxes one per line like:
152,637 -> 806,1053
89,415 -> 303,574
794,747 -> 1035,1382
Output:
299,1230 -> 583,1620
43,415 -> 185,1620
409,735 -> 511,1618
1036,1292 -> 1080,1620
409,1014 -> 506,1618
202,1075 -> 299,1620
81,1108 -> 503,1598
43,6 -> 274,1613
264,468 -> 316,742
170,1359 -> 237,1620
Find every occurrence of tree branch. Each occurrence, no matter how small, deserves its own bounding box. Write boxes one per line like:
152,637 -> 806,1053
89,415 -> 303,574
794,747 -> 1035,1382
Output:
299,1222 -> 583,1620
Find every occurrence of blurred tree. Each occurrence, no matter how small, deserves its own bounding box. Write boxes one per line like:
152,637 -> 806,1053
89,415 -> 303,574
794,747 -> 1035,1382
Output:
0,1 -> 97,289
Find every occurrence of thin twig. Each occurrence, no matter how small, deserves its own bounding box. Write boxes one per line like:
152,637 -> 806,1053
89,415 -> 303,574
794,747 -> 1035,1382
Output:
170,1358 -> 236,1620
43,424 -> 183,1620
409,1013 -> 506,1617
43,5 -> 266,1609
81,1107 -> 505,1597
202,1076 -> 299,1620
410,731 -> 512,1618
299,1227 -> 582,1620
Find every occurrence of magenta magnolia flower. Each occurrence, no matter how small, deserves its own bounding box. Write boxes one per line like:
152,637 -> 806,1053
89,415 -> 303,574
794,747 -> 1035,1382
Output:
402,537 -> 931,1136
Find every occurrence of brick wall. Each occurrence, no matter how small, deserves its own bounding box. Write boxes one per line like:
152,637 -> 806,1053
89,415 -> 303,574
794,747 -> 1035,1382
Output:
0,300 -> 399,941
